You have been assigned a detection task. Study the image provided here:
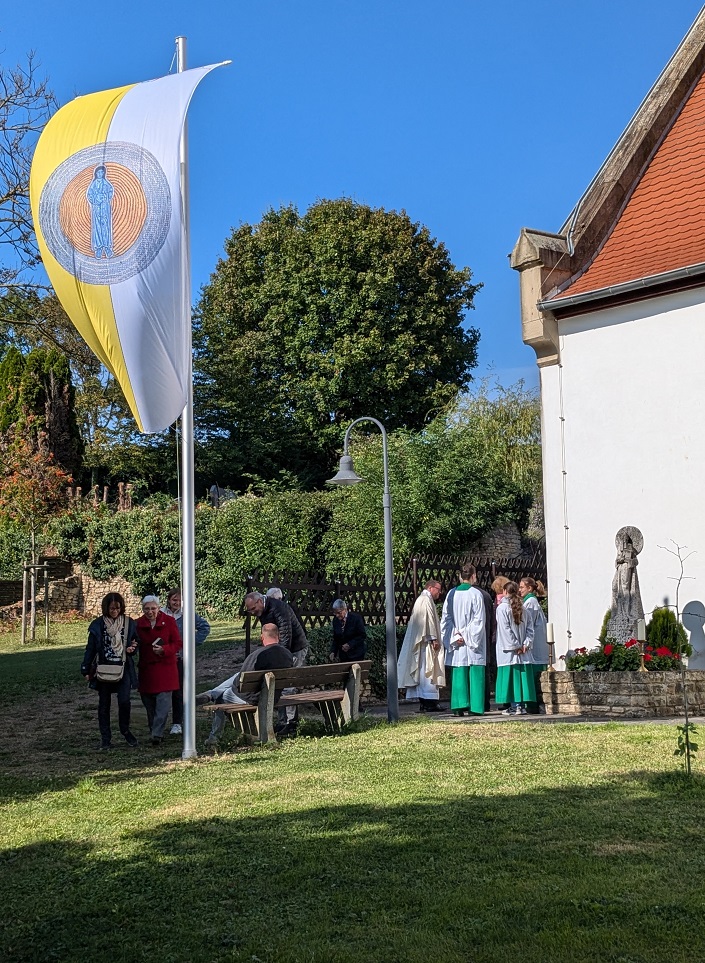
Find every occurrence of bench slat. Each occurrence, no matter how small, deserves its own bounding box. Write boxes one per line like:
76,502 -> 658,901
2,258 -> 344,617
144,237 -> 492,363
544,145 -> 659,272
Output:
239,661 -> 371,693
277,690 -> 345,706
200,702 -> 256,714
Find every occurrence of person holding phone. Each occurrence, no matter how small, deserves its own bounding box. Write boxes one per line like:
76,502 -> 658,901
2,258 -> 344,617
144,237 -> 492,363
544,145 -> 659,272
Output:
136,595 -> 182,745
80,592 -> 139,750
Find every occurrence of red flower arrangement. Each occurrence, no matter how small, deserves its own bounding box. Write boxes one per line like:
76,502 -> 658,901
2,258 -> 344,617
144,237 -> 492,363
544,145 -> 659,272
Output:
603,643 -> 614,655
625,638 -> 639,648
655,646 -> 674,658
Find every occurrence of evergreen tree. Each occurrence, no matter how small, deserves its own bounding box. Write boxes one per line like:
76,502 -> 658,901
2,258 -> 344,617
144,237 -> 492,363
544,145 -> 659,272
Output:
0,345 -> 83,476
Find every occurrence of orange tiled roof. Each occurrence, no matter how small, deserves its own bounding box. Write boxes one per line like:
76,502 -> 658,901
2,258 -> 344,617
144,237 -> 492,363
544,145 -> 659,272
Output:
555,67 -> 705,299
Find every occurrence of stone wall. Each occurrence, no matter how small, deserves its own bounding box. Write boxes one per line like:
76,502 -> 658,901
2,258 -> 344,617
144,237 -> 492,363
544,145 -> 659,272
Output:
466,523 -> 524,559
541,670 -> 705,717
39,565 -> 143,619
73,565 -> 143,618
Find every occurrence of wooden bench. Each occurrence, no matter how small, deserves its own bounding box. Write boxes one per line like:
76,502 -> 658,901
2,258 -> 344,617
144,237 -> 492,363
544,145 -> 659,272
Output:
199,660 -> 371,744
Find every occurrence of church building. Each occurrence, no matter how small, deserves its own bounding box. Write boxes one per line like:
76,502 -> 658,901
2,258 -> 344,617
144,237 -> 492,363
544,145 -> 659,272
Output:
511,9 -> 705,664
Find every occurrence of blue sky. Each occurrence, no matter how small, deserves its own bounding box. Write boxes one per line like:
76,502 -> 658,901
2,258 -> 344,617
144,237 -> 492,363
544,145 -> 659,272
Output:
3,1 -> 703,389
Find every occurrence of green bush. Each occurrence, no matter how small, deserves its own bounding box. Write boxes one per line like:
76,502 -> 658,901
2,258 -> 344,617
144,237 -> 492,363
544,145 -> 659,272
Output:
647,607 -> 692,658
0,518 -> 30,578
307,623 -> 406,699
50,493 -> 329,620
598,609 -> 612,645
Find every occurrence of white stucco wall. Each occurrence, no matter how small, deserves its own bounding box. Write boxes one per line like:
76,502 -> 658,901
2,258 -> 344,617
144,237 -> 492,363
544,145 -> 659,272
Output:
540,286 -> 705,666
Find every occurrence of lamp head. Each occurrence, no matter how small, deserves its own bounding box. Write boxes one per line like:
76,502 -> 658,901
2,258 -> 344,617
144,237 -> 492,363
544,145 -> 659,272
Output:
326,454 -> 363,486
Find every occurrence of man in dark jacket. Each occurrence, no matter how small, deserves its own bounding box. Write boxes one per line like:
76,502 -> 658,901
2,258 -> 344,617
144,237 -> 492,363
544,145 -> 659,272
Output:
245,592 -> 308,656
244,591 -> 308,728
197,623 -> 294,744
329,599 -> 367,662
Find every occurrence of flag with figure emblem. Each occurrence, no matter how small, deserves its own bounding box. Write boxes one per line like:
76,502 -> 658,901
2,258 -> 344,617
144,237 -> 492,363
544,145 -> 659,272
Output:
30,64 -> 227,433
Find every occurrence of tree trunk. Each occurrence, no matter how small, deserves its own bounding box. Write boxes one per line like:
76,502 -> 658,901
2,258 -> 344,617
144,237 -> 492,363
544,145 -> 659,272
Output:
30,530 -> 37,642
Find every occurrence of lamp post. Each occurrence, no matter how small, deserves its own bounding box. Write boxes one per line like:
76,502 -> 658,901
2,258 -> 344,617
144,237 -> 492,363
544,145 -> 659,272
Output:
327,417 -> 399,723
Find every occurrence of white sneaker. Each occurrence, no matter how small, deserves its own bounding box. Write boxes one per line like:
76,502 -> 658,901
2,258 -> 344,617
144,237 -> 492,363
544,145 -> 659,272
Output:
501,707 -> 515,716
518,706 -> 527,715
170,724 -> 182,735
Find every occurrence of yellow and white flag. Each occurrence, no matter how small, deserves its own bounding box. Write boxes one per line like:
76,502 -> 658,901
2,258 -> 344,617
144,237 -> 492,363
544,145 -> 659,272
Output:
30,64 -> 227,433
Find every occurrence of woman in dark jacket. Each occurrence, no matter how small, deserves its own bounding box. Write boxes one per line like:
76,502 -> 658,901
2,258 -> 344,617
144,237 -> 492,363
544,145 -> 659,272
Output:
80,592 -> 138,750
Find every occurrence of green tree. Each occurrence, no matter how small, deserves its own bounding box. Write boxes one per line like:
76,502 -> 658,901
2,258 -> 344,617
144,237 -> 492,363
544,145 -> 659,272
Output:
0,343 -> 83,476
0,418 -> 72,638
0,292 -> 177,491
322,385 -> 539,577
194,198 -> 481,489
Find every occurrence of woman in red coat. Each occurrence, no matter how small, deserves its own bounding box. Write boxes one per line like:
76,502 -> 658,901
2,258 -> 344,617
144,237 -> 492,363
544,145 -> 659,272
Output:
136,595 -> 182,745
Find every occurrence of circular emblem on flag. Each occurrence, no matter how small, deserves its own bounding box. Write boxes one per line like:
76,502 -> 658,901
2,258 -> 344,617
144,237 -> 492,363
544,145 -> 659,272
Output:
38,142 -> 171,285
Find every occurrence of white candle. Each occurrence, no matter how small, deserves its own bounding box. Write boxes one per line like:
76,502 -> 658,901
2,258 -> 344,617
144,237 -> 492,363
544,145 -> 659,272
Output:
547,623 -> 554,644
636,618 -> 646,641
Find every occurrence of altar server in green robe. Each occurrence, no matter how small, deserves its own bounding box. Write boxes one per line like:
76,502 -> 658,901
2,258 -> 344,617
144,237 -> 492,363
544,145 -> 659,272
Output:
440,563 -> 486,715
495,581 -> 536,714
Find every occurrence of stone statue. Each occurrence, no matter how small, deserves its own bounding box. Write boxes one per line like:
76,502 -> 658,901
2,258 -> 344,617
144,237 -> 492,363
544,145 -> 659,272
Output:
606,526 -> 645,643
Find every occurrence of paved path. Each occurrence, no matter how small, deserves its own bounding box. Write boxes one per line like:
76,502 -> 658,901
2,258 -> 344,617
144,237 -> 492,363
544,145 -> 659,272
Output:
365,701 -> 705,726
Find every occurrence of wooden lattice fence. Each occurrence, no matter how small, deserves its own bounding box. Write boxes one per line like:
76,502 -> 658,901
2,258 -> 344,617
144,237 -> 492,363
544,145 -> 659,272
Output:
241,545 -> 546,648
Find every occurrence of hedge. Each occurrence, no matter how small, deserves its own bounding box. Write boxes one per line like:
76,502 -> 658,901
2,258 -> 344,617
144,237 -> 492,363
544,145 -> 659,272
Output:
307,623 -> 406,699
48,493 -> 329,620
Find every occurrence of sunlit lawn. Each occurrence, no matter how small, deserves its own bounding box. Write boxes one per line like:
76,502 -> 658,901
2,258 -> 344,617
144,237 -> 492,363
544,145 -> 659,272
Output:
1,628 -> 704,963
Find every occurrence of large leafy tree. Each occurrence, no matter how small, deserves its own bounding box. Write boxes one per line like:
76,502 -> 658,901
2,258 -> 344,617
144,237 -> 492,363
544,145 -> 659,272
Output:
195,198 -> 481,489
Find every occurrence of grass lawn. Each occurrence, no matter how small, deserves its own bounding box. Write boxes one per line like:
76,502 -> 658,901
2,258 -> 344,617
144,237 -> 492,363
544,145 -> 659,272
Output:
1,627 -> 705,962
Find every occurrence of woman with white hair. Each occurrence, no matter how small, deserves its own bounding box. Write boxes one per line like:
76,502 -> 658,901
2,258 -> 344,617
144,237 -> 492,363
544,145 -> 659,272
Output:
136,595 -> 181,745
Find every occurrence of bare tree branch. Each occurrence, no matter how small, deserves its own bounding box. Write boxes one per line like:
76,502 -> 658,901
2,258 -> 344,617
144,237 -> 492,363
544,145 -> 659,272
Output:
0,52 -> 56,291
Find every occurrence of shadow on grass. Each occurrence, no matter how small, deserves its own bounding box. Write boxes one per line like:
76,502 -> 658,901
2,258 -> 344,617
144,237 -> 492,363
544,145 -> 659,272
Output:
0,629 -> 243,700
0,644 -> 86,699
2,774 -> 705,963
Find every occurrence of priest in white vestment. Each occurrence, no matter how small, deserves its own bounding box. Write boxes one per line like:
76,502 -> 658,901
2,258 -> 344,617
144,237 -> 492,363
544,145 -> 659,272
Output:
397,579 -> 445,712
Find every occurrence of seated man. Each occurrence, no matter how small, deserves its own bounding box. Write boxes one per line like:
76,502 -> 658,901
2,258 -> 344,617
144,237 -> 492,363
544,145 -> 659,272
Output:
329,599 -> 367,662
197,622 -> 293,744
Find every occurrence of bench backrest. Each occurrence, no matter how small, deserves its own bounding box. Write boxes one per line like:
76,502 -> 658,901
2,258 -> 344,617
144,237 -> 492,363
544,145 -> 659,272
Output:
238,660 -> 371,695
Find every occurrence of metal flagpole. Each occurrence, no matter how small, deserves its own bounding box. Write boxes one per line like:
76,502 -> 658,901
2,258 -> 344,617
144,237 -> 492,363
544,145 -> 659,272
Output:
176,35 -> 197,759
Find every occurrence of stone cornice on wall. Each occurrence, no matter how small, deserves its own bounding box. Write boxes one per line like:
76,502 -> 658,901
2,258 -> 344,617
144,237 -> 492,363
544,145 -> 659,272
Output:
510,229 -> 570,367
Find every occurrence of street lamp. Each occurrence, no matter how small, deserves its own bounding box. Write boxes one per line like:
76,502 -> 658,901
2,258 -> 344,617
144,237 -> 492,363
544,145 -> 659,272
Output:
327,417 -> 399,723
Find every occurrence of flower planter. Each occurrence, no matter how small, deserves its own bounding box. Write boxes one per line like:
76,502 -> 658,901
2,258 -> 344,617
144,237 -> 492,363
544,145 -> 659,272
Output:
540,670 -> 705,718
